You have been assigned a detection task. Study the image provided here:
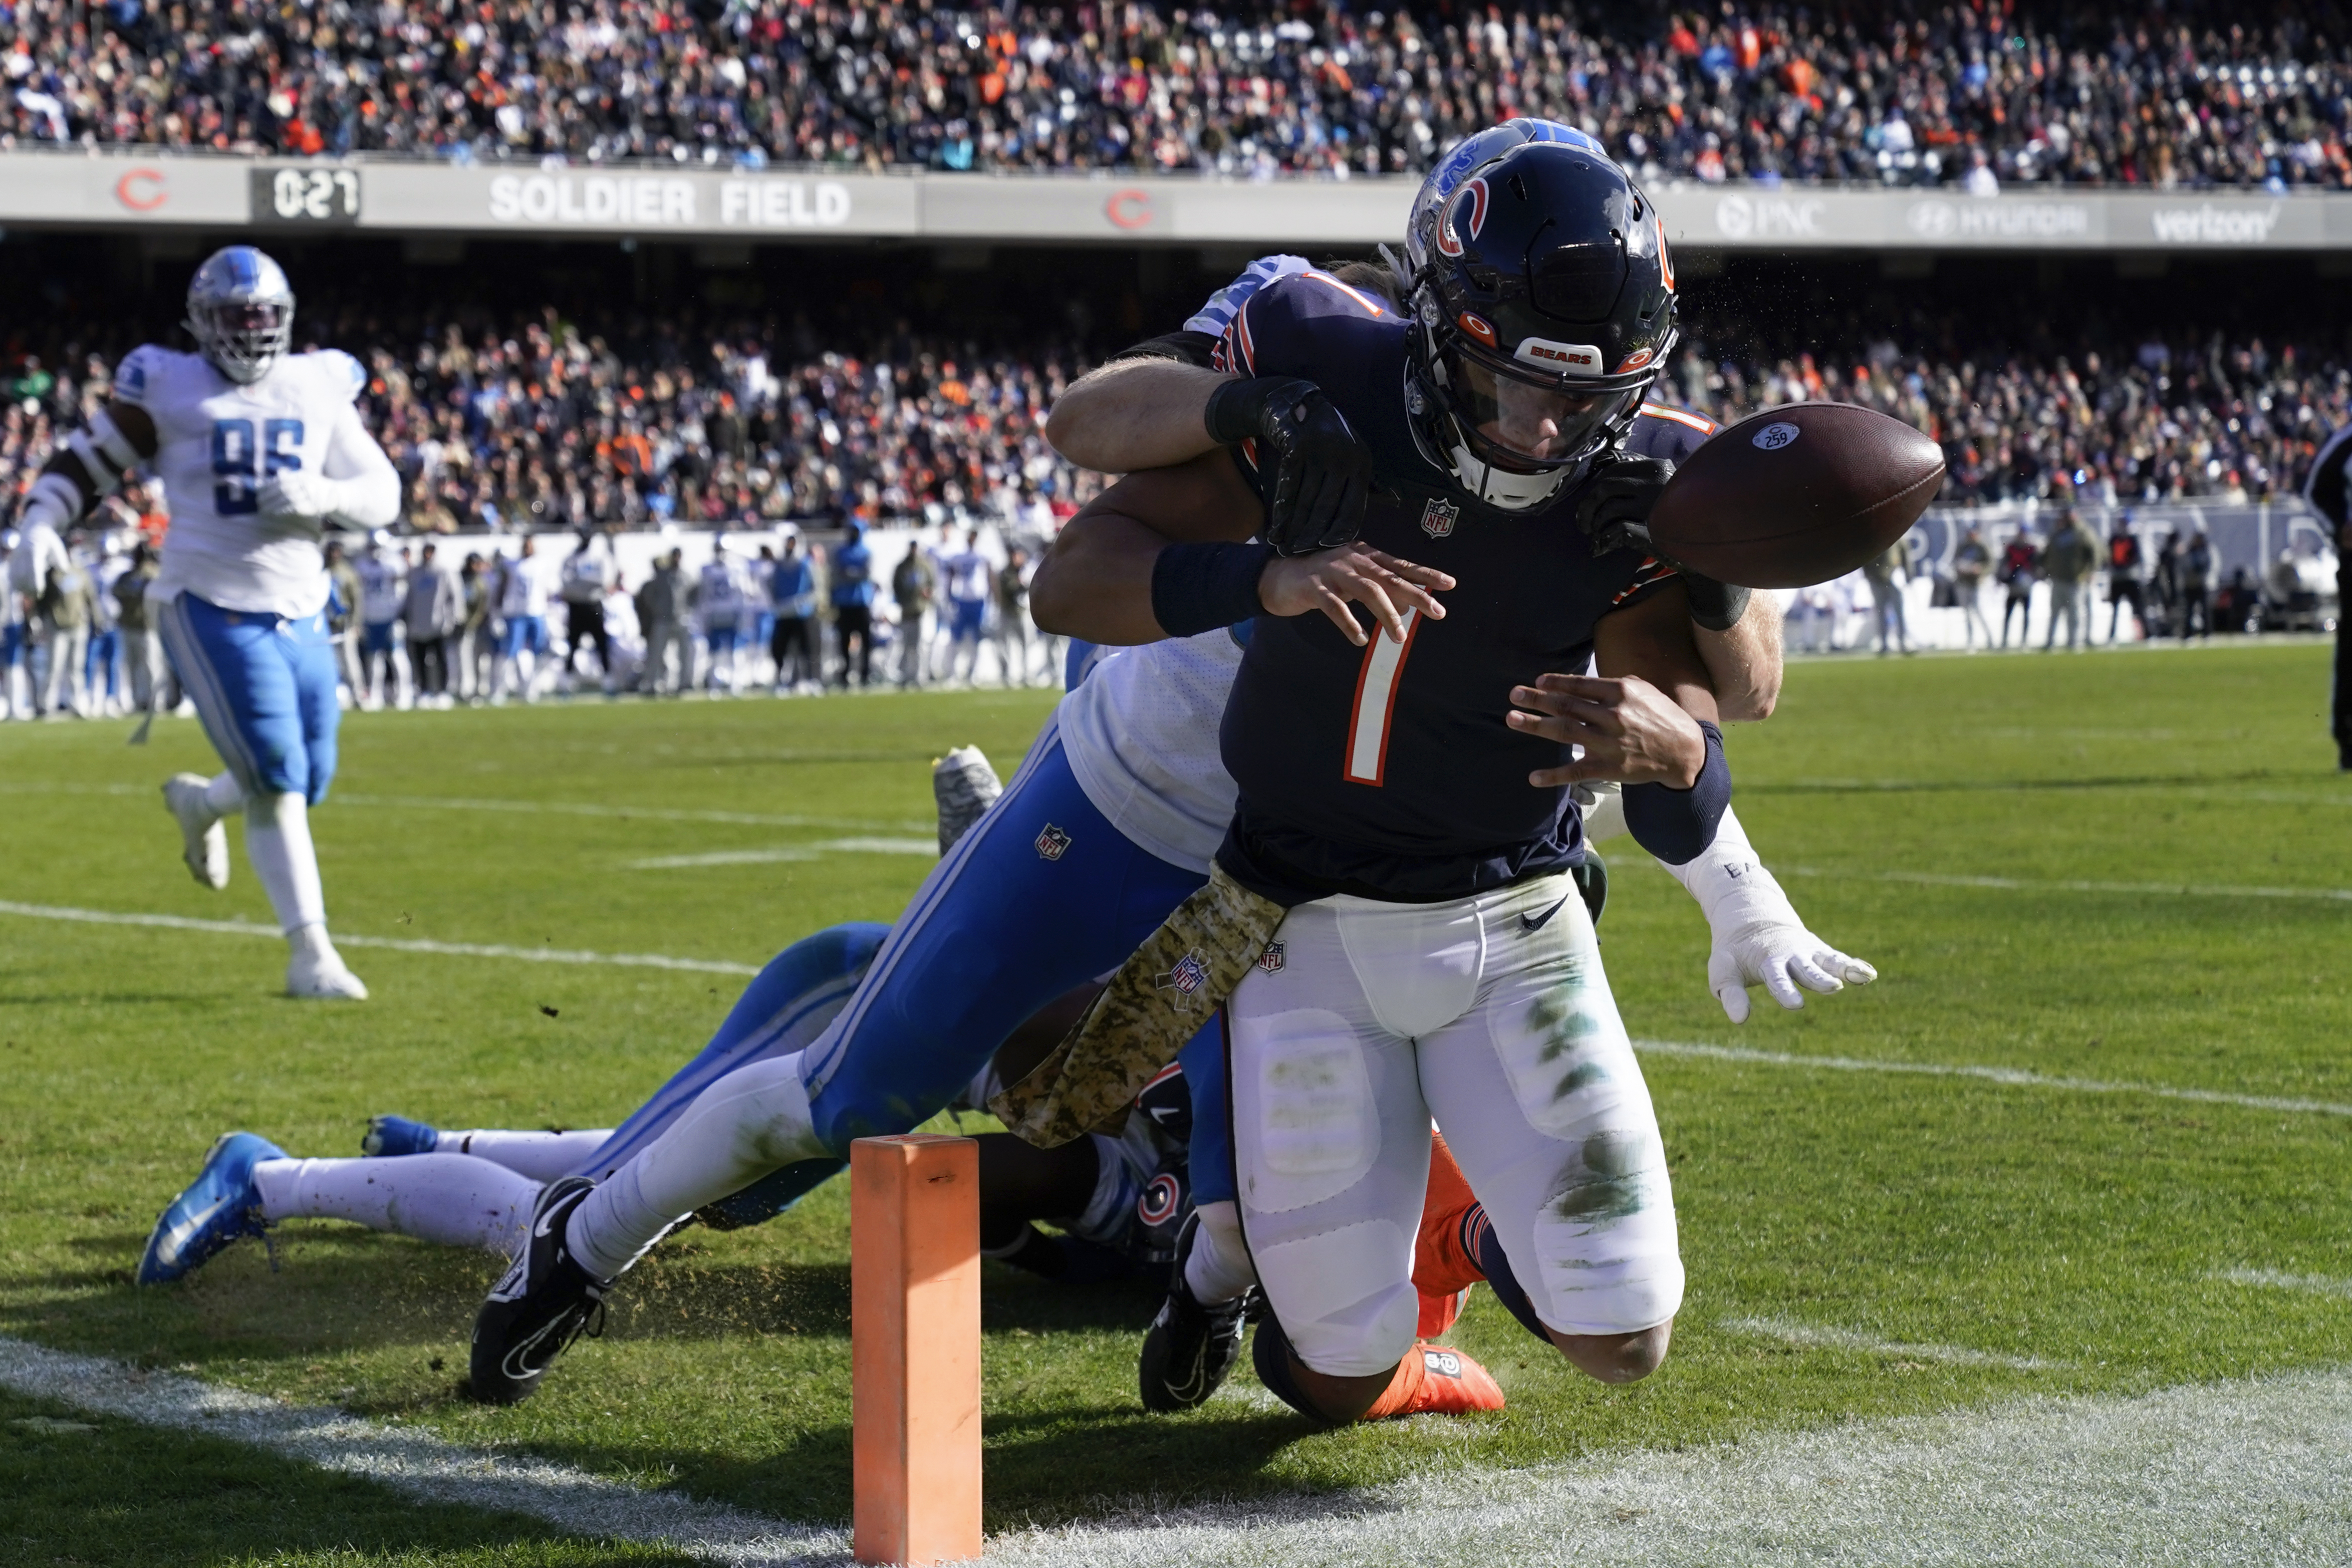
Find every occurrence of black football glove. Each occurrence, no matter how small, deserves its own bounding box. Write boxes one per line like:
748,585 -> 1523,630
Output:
1576,451 -> 1750,632
1204,376 -> 1374,557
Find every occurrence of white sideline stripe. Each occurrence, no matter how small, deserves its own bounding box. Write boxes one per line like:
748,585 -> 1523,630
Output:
0,1336 -> 837,1566
991,1367 -> 2352,1566
627,837 -> 939,870
1717,1315 -> 2067,1371
1777,864 -> 2352,903
335,792 -> 930,835
0,901 -> 760,977
1634,1038 -> 2352,1119
2216,1268 -> 2352,1299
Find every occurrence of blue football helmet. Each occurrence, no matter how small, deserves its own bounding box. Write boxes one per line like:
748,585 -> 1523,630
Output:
186,245 -> 296,385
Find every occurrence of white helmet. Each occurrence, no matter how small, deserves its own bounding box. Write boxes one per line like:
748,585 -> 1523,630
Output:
186,246 -> 295,385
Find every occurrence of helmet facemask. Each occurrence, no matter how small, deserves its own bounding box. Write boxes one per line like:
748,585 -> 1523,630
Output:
186,247 -> 296,385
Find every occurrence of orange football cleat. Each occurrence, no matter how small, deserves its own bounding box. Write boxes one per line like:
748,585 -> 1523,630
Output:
1361,1342 -> 1507,1420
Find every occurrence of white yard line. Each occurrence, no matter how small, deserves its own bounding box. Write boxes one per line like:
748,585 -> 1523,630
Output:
1634,1038 -> 2352,1119
1775,864 -> 2352,903
0,1336 -> 839,1566
335,792 -> 930,836
1716,1315 -> 2067,1371
626,838 -> 938,870
993,1366 -> 2352,1566
12,1329 -> 2351,1567
2215,1268 -> 2352,1299
0,900 -> 760,977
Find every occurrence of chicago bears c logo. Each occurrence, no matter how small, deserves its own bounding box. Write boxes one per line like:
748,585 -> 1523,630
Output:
1138,1172 -> 1184,1227
1437,176 -> 1489,258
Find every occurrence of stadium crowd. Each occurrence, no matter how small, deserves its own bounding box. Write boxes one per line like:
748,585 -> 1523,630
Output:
1,0 -> 2348,187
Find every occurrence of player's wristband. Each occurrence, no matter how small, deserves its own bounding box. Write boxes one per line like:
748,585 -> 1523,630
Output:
1683,573 -> 1751,633
1150,541 -> 1274,638
1623,720 -> 1730,867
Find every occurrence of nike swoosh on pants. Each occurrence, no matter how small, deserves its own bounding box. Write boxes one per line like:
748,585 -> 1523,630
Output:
1520,896 -> 1572,933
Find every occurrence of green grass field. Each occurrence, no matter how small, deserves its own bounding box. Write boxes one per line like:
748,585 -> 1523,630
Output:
2,642 -> 2347,1565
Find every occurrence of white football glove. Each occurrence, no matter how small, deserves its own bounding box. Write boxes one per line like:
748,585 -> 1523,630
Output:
1660,806 -> 1878,1023
1704,913 -> 1878,1022
258,470 -> 339,521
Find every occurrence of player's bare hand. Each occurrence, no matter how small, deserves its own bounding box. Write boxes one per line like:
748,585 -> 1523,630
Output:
1508,672 -> 1706,788
1259,543 -> 1454,647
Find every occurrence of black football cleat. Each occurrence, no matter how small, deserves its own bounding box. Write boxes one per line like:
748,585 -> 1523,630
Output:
1138,1212 -> 1255,1413
469,1176 -> 605,1406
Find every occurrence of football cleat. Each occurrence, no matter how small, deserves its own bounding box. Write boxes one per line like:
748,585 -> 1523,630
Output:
287,941 -> 368,1001
1417,1283 -> 1472,1339
136,1132 -> 285,1284
1368,1344 -> 1508,1420
932,745 -> 1002,854
469,1176 -> 605,1406
362,1114 -> 439,1158
163,773 -> 229,890
1137,1212 -> 1256,1413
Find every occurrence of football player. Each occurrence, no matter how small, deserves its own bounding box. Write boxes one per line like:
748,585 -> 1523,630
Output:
18,246 -> 399,997
1028,136 -> 1774,1422
463,142 -> 1844,1411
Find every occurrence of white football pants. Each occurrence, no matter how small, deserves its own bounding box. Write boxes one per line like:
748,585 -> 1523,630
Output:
1229,871 -> 1682,1378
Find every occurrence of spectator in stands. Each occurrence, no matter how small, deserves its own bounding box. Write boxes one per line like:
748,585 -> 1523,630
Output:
2180,530 -> 2217,640
942,528 -> 993,684
1951,525 -> 1993,651
2000,525 -> 2042,648
1864,537 -> 1913,656
2106,517 -> 2148,643
768,535 -> 821,695
892,542 -> 939,690
2041,507 -> 2101,651
405,542 -> 462,709
831,521 -> 877,690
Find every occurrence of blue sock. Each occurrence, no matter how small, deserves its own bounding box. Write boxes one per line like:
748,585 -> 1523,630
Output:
1463,1202 -> 1551,1346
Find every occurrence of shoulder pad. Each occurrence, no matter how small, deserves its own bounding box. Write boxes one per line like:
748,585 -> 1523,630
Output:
1214,270 -> 1394,378
309,349 -> 368,403
111,344 -> 172,408
1629,402 -> 1719,462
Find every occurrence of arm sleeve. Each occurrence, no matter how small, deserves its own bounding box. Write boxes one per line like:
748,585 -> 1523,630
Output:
1622,720 -> 1732,866
319,400 -> 402,528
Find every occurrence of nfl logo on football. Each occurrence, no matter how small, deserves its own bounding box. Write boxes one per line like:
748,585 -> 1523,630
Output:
1421,497 -> 1459,538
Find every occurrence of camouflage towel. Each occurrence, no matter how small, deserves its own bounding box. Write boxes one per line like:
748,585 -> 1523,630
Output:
991,864 -> 1286,1148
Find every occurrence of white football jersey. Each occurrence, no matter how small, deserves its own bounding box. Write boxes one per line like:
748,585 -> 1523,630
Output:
119,346 -> 384,619
1058,629 -> 1245,875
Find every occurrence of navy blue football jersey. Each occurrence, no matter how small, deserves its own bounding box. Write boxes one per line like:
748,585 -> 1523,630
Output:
1210,269 -> 1718,904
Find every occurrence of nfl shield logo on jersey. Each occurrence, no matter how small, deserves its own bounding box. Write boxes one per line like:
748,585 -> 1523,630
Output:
1034,824 -> 1073,861
1154,949 -> 1210,1008
1257,942 -> 1285,973
1421,497 -> 1459,538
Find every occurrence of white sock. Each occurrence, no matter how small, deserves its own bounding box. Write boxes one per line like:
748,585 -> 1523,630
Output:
565,1050 -> 822,1282
202,770 -> 246,819
252,1154 -> 539,1254
435,1128 -> 614,1184
1184,1200 -> 1257,1303
244,792 -> 328,936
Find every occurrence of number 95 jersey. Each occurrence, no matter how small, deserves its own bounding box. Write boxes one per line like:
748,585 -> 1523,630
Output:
116,344 -> 377,620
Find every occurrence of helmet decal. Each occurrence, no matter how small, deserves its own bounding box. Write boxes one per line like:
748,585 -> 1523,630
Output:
1458,312 -> 1498,347
1615,346 -> 1656,373
1657,216 -> 1676,293
1514,338 -> 1605,377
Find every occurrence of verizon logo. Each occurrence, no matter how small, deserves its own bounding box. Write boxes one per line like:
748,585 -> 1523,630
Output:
2150,204 -> 2283,244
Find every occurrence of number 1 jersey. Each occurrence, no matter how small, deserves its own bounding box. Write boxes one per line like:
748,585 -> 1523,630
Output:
1212,270 -> 1717,905
117,345 -> 376,620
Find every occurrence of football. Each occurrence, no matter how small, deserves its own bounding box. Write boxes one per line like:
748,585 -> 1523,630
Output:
1646,403 -> 1948,588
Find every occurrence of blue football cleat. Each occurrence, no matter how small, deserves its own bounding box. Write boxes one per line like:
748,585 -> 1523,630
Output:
136,1132 -> 286,1285
362,1113 -> 439,1158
